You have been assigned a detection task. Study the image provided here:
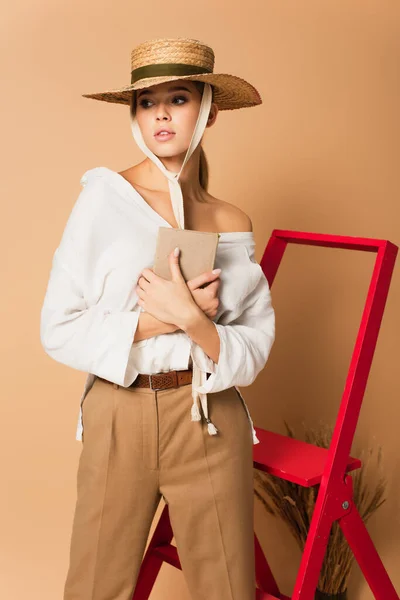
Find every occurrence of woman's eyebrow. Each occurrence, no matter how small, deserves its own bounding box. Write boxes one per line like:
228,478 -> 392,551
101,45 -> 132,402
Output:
137,85 -> 193,99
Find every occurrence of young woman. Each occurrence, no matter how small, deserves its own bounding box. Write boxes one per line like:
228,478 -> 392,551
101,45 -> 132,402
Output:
40,37 -> 275,600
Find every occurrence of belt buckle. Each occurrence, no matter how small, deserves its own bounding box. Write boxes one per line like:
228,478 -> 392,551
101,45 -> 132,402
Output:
149,374 -> 165,391
149,371 -> 177,391
149,375 -> 159,391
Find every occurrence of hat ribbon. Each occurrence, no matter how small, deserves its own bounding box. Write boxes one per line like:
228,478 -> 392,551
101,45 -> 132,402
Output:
131,63 -> 213,84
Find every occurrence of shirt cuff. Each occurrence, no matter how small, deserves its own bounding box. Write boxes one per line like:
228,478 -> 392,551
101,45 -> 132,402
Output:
93,308 -> 142,387
189,323 -> 239,394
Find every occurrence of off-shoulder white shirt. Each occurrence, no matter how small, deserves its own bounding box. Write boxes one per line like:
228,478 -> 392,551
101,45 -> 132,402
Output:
40,166 -> 276,445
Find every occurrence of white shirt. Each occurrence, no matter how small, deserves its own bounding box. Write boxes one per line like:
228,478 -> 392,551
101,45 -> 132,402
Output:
40,166 -> 276,445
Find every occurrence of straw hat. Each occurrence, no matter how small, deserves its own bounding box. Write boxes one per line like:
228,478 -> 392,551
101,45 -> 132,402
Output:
81,37 -> 262,111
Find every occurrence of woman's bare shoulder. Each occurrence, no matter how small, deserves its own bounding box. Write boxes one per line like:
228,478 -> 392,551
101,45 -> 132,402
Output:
210,194 -> 253,233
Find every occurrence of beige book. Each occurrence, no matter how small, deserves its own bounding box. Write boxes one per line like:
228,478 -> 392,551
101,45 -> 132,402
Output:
153,227 -> 220,283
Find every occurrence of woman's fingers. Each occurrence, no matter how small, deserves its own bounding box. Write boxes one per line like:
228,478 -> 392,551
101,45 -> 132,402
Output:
205,279 -> 220,296
187,270 -> 221,291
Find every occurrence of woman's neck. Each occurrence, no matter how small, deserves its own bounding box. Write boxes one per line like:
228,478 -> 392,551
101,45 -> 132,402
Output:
136,153 -> 206,203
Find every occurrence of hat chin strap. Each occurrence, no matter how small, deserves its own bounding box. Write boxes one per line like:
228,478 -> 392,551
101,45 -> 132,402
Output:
130,83 -> 212,230
130,82 -> 219,437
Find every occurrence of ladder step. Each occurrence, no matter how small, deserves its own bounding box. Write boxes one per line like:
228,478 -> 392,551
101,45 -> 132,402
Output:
253,428 -> 361,486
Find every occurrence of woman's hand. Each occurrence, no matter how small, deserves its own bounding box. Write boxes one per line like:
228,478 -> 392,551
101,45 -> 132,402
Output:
186,270 -> 221,320
136,248 -> 201,330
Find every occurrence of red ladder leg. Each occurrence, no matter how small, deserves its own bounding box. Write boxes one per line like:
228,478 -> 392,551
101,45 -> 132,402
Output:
339,504 -> 399,600
132,504 -> 176,600
290,483 -> 335,600
254,531 -> 281,597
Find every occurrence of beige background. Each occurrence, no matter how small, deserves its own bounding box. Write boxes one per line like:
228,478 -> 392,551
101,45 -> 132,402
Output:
1,1 -> 399,598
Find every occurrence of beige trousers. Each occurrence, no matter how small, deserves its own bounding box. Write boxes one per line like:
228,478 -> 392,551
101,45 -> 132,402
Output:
63,376 -> 256,600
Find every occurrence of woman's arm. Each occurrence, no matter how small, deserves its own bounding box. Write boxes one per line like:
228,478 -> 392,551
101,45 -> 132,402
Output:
184,268 -> 275,393
133,311 -> 180,342
180,308 -> 220,363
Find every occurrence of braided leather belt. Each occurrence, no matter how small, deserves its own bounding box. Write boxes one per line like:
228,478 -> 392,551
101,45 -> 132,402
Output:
98,367 -> 193,391
131,368 -> 193,390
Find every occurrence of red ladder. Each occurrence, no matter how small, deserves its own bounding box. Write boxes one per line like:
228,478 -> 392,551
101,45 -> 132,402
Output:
132,229 -> 399,600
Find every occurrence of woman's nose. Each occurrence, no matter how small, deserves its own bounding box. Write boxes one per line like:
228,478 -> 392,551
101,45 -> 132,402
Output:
155,105 -> 170,119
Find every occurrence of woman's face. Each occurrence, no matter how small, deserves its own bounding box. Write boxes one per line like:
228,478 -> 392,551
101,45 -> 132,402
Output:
134,80 -> 206,159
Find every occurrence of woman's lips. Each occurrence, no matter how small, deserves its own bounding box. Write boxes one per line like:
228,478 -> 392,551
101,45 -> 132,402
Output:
154,132 -> 175,142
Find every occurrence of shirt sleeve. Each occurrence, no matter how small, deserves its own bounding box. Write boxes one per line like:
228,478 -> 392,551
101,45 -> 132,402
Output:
189,267 -> 275,394
39,176 -> 142,387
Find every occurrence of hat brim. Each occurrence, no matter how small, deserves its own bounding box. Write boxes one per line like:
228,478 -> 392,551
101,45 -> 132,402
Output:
81,73 -> 262,110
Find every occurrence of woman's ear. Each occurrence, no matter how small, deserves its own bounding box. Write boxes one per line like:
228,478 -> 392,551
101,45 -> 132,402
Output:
207,103 -> 219,128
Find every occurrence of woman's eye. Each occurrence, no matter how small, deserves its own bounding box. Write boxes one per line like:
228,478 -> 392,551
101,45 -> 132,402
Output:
172,95 -> 187,105
138,95 -> 188,109
139,99 -> 152,109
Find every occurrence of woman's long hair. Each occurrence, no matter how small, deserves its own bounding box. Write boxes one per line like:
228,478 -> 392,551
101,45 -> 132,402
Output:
129,80 -> 214,195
